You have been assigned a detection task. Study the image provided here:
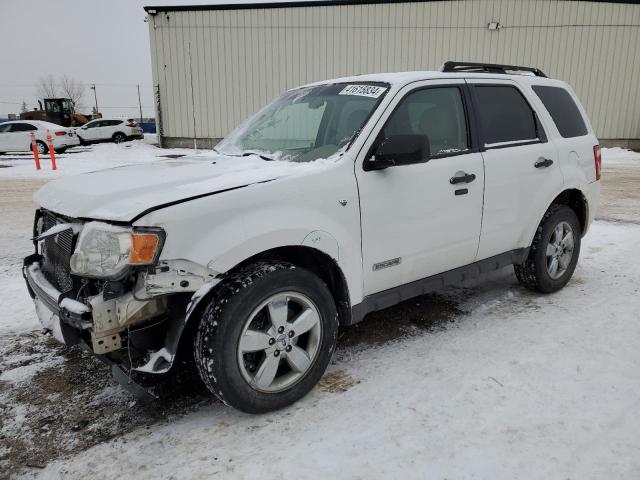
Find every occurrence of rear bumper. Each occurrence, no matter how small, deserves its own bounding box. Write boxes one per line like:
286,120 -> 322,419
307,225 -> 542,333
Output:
54,136 -> 80,148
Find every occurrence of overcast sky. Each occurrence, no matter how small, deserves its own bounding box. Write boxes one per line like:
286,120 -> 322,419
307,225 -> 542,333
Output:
0,0 -> 282,119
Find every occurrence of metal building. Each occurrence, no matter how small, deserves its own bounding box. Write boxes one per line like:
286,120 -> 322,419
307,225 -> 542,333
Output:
144,0 -> 640,149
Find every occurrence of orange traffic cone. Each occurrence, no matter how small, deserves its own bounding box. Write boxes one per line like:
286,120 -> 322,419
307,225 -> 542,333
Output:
30,132 -> 41,170
46,130 -> 57,171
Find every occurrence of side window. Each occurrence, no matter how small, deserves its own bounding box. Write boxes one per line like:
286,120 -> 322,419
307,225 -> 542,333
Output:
382,87 -> 469,157
532,86 -> 587,138
11,124 -> 37,132
474,86 -> 538,146
0,123 -> 12,133
111,120 -> 124,126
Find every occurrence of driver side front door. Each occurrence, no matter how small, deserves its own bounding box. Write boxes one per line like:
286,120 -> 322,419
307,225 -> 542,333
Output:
355,80 -> 485,296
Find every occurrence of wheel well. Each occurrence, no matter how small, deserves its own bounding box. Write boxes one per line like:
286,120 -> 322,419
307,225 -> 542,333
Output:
232,246 -> 352,326
113,131 -> 126,139
550,189 -> 588,234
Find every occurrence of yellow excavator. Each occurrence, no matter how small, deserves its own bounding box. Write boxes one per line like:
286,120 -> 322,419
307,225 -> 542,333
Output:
20,98 -> 100,127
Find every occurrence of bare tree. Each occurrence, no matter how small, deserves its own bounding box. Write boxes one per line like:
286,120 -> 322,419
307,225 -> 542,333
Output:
59,75 -> 86,112
36,75 -> 58,99
20,101 -> 28,113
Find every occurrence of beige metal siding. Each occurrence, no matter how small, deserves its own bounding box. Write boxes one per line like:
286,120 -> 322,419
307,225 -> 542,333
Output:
148,0 -> 640,142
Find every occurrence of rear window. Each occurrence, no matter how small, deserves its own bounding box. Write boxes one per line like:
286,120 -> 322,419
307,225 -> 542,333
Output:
532,85 -> 587,138
474,85 -> 538,145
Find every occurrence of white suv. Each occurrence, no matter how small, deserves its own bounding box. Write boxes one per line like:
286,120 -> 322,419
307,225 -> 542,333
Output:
23,62 -> 600,413
76,118 -> 144,145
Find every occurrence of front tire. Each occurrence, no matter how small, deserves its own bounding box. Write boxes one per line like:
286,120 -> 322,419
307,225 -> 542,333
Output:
514,204 -> 581,293
194,261 -> 338,413
113,132 -> 126,144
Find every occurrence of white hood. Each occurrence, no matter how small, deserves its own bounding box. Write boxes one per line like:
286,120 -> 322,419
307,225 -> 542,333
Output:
34,153 -> 321,222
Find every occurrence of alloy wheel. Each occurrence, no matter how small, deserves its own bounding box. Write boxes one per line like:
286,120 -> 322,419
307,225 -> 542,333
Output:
546,221 -> 575,279
237,292 -> 322,393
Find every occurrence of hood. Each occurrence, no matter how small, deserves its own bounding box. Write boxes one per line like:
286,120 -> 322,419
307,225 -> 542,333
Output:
34,153 -> 320,222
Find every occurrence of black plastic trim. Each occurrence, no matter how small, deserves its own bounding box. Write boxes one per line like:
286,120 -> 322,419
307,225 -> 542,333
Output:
348,248 -> 529,325
443,61 -> 547,78
485,139 -> 543,151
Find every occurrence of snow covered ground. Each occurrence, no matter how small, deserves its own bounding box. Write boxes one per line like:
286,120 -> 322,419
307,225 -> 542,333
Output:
22,220 -> 640,480
0,136 -> 192,180
0,143 -> 639,479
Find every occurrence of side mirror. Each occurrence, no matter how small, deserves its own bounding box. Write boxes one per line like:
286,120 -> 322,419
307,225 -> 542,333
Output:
365,134 -> 430,171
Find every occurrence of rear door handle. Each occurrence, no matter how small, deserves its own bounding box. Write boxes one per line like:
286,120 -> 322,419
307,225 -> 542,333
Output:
535,157 -> 554,168
450,171 -> 476,184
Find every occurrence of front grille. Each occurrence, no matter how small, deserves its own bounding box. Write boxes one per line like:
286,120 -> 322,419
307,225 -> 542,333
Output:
40,211 -> 77,293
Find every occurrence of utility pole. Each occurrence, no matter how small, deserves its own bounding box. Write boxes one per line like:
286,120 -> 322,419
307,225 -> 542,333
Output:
137,84 -> 143,124
90,83 -> 99,116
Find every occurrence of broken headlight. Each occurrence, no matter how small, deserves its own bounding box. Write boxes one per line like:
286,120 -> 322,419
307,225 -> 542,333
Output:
70,222 -> 164,279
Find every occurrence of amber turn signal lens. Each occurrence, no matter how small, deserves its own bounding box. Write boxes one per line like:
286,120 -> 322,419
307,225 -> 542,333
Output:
130,233 -> 160,265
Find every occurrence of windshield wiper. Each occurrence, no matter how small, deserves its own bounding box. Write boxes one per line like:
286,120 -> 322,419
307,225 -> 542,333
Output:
241,151 -> 275,161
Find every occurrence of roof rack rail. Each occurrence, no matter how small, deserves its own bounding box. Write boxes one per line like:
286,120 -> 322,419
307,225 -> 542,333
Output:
441,61 -> 547,78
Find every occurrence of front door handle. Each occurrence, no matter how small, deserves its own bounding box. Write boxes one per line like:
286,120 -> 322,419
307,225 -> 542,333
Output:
450,171 -> 476,184
535,157 -> 554,168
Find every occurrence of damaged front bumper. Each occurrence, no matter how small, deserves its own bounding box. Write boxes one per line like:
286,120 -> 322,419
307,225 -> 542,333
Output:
22,253 -> 219,400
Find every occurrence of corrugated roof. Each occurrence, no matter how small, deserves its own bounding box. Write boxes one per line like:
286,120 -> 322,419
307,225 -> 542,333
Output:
144,0 -> 638,13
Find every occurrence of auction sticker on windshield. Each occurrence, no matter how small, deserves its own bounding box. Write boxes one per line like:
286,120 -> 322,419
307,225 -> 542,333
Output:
339,84 -> 387,98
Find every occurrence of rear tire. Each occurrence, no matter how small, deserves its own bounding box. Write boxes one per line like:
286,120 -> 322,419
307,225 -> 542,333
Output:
194,261 -> 338,413
35,141 -> 47,154
514,204 -> 581,293
113,132 -> 126,144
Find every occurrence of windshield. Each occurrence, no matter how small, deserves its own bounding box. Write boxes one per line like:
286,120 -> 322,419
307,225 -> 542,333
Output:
216,82 -> 388,162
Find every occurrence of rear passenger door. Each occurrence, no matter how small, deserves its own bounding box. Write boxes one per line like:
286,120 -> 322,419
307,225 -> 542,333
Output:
467,79 -> 563,260
103,120 -> 122,140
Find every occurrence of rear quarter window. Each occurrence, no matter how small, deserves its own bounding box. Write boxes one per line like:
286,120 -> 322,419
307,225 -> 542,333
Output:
532,85 -> 587,138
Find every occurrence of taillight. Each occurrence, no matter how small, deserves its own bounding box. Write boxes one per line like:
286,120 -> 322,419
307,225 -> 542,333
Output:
54,131 -> 66,137
593,145 -> 602,181
126,119 -> 137,127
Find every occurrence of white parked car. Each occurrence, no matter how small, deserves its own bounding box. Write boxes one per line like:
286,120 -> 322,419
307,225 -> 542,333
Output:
23,62 -> 601,413
0,120 -> 79,154
76,118 -> 144,145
